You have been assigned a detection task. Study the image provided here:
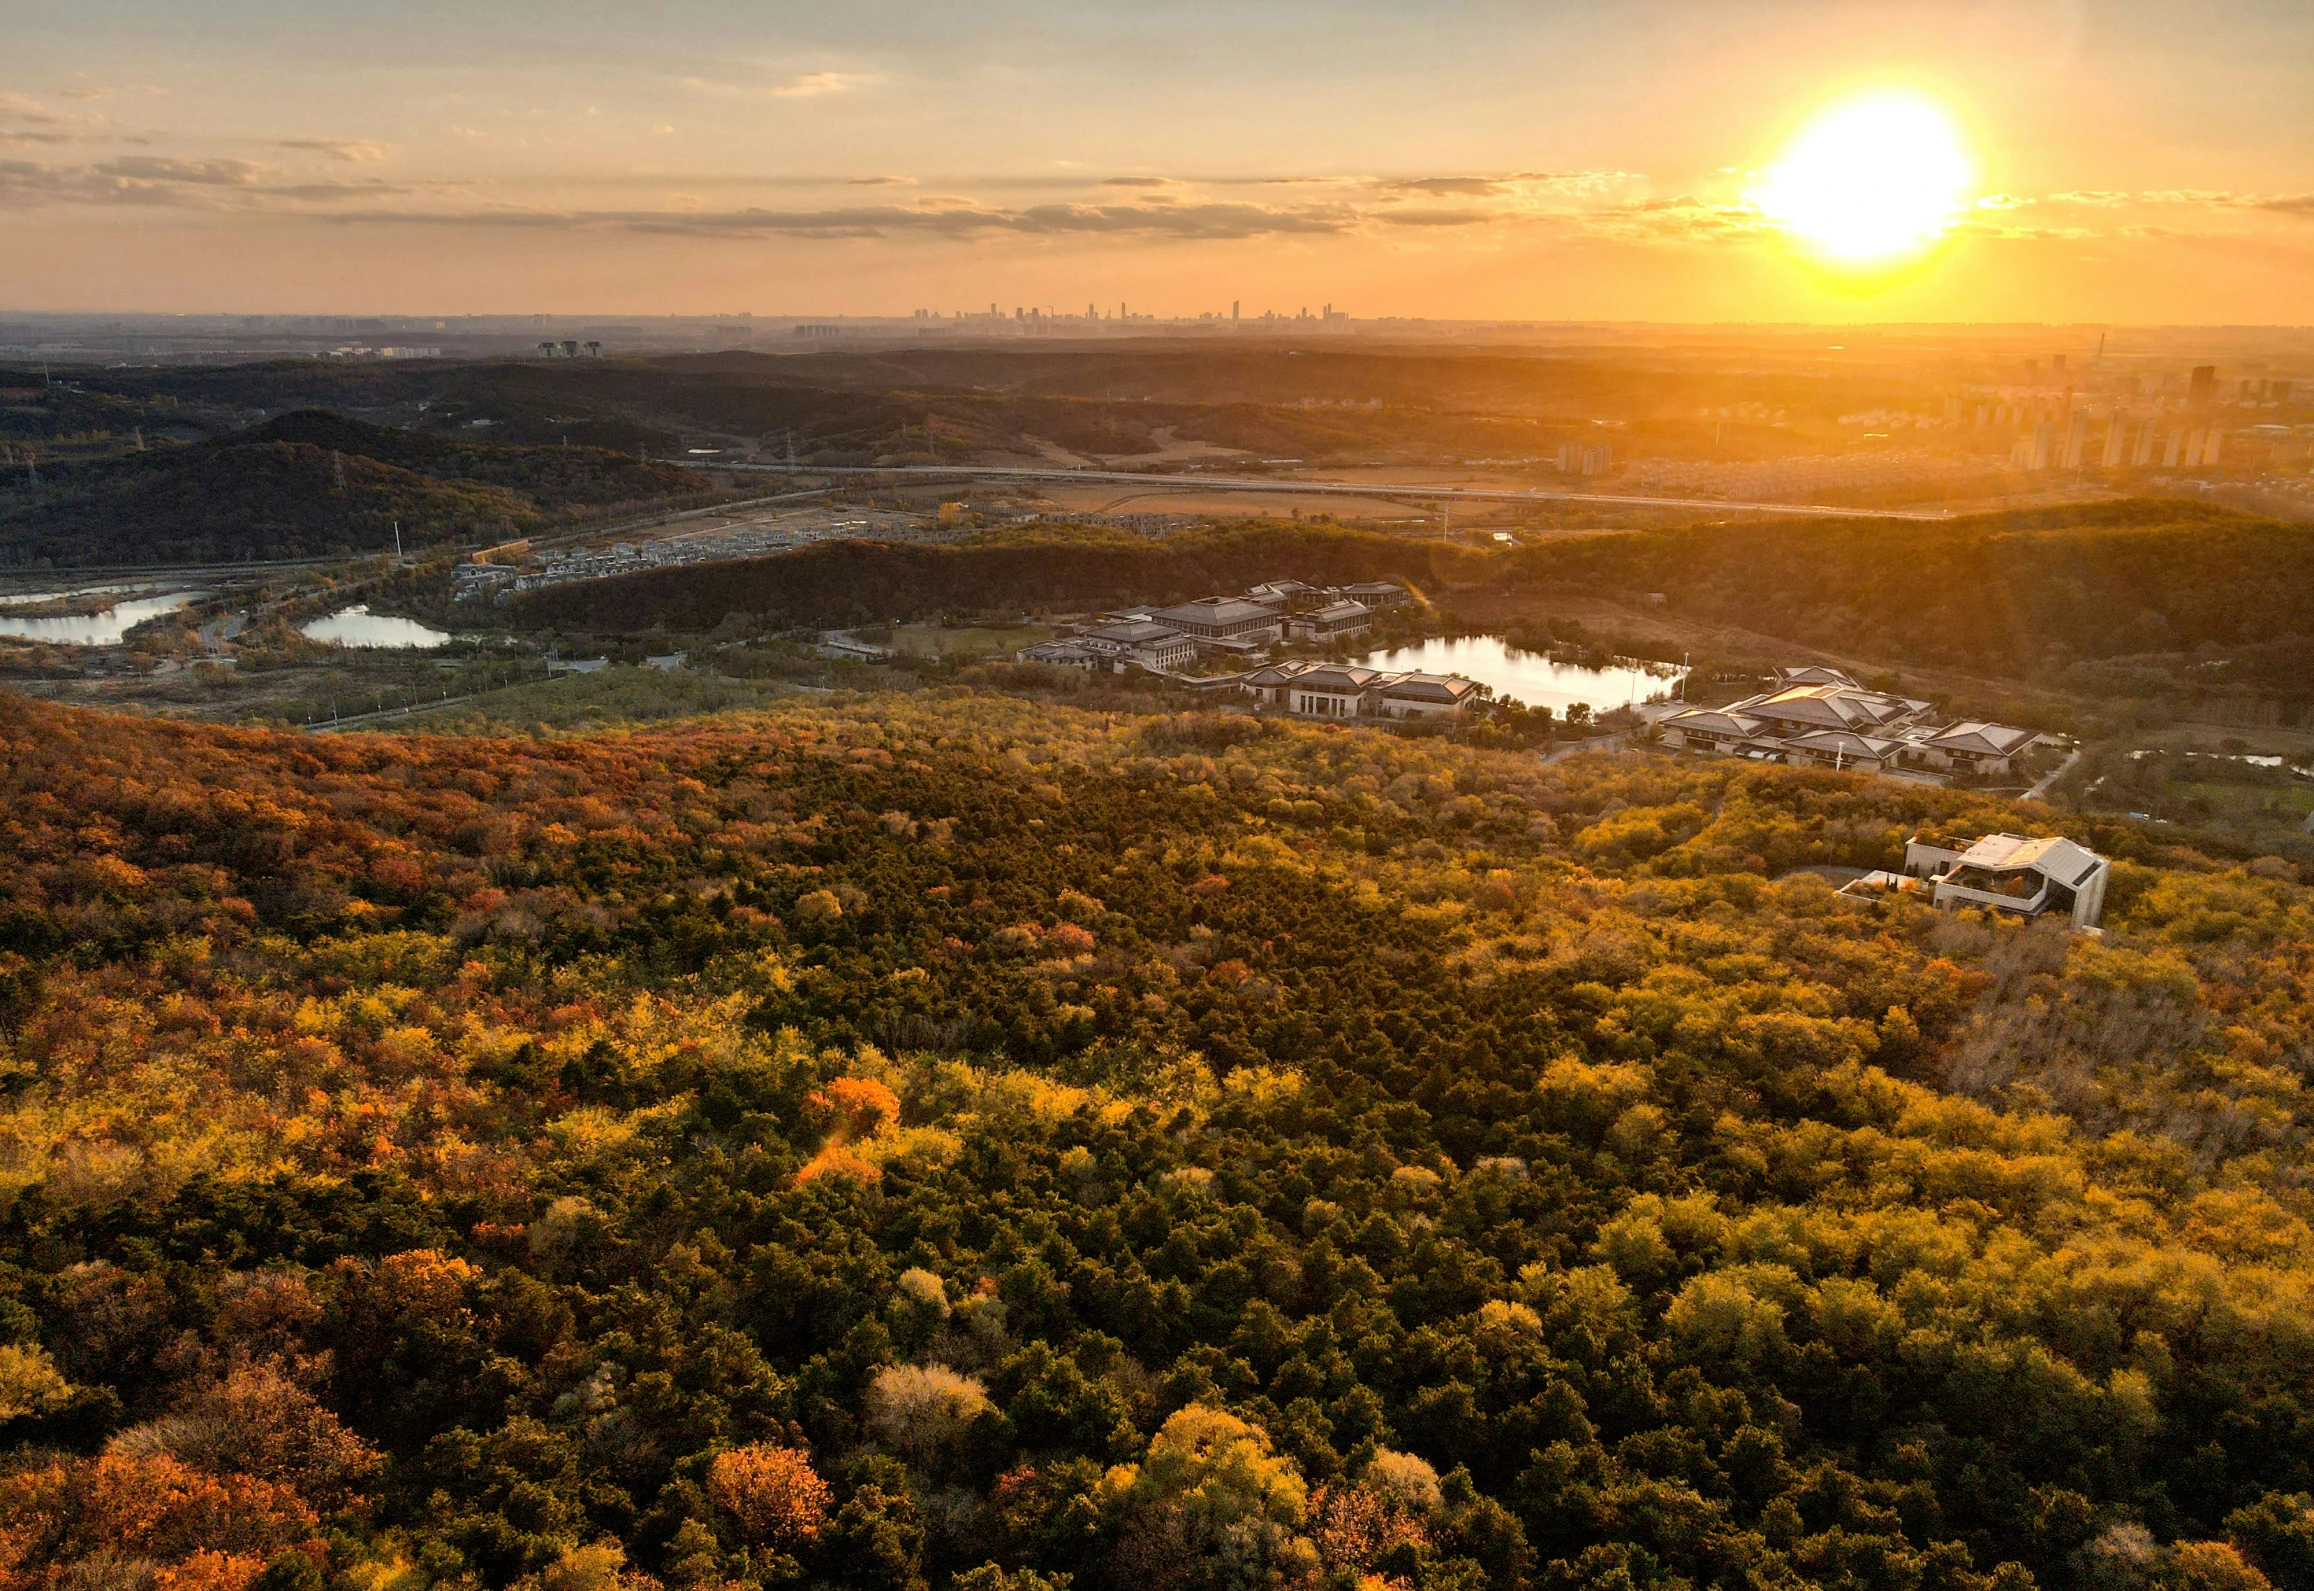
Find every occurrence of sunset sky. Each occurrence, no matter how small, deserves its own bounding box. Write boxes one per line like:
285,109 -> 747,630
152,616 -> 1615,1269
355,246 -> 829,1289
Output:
5,0 -> 2311,321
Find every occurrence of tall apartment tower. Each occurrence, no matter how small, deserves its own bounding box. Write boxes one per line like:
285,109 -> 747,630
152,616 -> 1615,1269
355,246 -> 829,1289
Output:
2132,420 -> 2157,467
2188,365 -> 2218,407
2101,414 -> 2129,468
2062,409 -> 2090,469
2028,422 -> 2055,470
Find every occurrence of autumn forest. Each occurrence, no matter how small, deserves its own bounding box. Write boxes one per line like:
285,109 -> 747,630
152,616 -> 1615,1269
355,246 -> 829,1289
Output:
1,688 -> 2310,1591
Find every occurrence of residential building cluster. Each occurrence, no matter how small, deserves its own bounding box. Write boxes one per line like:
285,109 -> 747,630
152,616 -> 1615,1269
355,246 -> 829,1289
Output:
1659,667 -> 2052,779
1016,575 -> 1488,719
455,512 -> 956,601
1019,578 -> 1407,671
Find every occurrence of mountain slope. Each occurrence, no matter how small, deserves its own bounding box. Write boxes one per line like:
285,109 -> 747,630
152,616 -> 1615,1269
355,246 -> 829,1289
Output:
0,689 -> 2308,1590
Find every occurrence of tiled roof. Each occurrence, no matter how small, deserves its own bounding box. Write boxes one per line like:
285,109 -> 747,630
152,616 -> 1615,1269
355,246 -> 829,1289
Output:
1926,721 -> 2036,755
1380,672 -> 1483,701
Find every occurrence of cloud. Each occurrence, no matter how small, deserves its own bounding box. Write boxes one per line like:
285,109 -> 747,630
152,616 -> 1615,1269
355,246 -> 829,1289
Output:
92,155 -> 268,185
679,70 -> 873,100
291,197 -> 1361,241
1384,177 -> 1508,197
1101,176 -> 1180,189
272,138 -> 394,163
2252,194 -> 2314,215
0,154 -> 438,211
1374,206 -> 1497,227
0,93 -> 71,126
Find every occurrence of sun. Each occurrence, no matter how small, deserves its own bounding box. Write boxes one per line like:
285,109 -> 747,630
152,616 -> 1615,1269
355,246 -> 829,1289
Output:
1755,92 -> 1974,267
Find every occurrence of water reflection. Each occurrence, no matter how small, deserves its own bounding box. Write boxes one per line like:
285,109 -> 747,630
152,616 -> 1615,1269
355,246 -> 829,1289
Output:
301,605 -> 453,650
1355,634 -> 1684,714
0,591 -> 198,646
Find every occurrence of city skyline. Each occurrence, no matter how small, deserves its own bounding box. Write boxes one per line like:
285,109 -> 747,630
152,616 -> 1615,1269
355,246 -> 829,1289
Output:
4,0 -> 2312,322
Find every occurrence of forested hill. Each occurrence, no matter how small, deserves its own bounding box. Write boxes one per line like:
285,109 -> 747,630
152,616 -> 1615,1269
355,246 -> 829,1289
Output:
512,521 -> 1488,632
1503,501 -> 2314,686
1,689 -> 2310,1591
0,410 -> 705,564
514,505 -> 2314,702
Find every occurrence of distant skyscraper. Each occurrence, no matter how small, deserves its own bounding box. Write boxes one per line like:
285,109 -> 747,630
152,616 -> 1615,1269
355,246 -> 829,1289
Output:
2202,429 -> 2224,468
2132,419 -> 2156,467
2062,409 -> 2090,469
1232,301 -> 1240,321
2188,365 -> 2218,406
2028,422 -> 2054,470
2101,414 -> 2128,468
2162,430 -> 2184,468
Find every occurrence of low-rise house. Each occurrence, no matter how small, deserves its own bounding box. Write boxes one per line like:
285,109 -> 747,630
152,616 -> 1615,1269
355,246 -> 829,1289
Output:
1658,706 -> 1767,754
1376,672 -> 1488,719
1287,600 -> 1374,641
1741,682 -> 1936,738
1661,670 -> 2040,782
1016,639 -> 1104,670
1246,580 -> 1325,613
1077,619 -> 1197,672
1904,720 -> 2039,776
1228,659 -> 1488,720
1781,729 -> 1908,772
1236,661 -> 1313,706
1149,597 -> 1284,647
1903,832 -> 2110,927
1288,665 -> 1386,718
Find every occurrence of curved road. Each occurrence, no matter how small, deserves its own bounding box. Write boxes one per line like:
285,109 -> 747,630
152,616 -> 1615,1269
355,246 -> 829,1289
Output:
695,461 -> 1957,523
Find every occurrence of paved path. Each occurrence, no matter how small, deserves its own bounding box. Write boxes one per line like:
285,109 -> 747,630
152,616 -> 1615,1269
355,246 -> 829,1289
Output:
2021,747 -> 2081,802
1542,730 -> 1639,764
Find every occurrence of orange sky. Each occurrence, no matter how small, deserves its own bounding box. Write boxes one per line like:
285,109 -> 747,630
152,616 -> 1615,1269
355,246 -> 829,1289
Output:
4,0 -> 2311,320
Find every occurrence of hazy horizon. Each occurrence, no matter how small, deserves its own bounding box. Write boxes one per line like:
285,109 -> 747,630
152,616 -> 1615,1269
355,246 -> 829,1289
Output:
6,0 -> 2311,322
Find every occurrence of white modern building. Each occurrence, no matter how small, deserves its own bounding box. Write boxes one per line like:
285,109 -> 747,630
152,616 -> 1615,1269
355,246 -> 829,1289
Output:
1902,832 -> 2110,928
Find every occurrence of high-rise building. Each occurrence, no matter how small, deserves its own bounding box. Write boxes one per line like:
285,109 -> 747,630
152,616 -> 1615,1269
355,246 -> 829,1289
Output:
2028,422 -> 2054,470
2062,409 -> 2090,469
2202,429 -> 2224,468
2101,414 -> 2128,468
2188,365 -> 2218,406
2132,420 -> 2156,467
2162,430 -> 2184,468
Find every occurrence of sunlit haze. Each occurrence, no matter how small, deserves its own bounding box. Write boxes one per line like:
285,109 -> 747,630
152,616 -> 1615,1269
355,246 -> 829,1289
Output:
3,0 -> 2312,321
1756,93 -> 1973,268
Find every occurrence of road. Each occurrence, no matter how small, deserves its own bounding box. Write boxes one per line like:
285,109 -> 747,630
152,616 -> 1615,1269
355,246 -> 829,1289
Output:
697,461 -> 1958,523
2022,747 -> 2081,803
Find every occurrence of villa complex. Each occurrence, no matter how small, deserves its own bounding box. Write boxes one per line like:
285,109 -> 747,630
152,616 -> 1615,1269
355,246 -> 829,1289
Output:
1017,578 -> 1498,718
1659,668 -> 2048,778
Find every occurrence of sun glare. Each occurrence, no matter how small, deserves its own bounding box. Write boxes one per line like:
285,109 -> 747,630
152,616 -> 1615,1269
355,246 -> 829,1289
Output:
1756,92 -> 1973,267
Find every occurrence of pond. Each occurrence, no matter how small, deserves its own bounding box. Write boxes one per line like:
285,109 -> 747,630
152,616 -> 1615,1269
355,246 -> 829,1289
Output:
301,604 -> 455,650
1354,634 -> 1686,715
0,590 -> 199,646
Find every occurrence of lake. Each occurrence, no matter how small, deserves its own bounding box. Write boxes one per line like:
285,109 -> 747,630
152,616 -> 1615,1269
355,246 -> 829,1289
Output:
0,590 -> 199,646
1355,634 -> 1686,714
301,605 -> 455,649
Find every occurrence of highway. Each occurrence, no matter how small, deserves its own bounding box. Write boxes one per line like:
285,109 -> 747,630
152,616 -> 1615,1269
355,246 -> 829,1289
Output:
692,461 -> 1959,523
